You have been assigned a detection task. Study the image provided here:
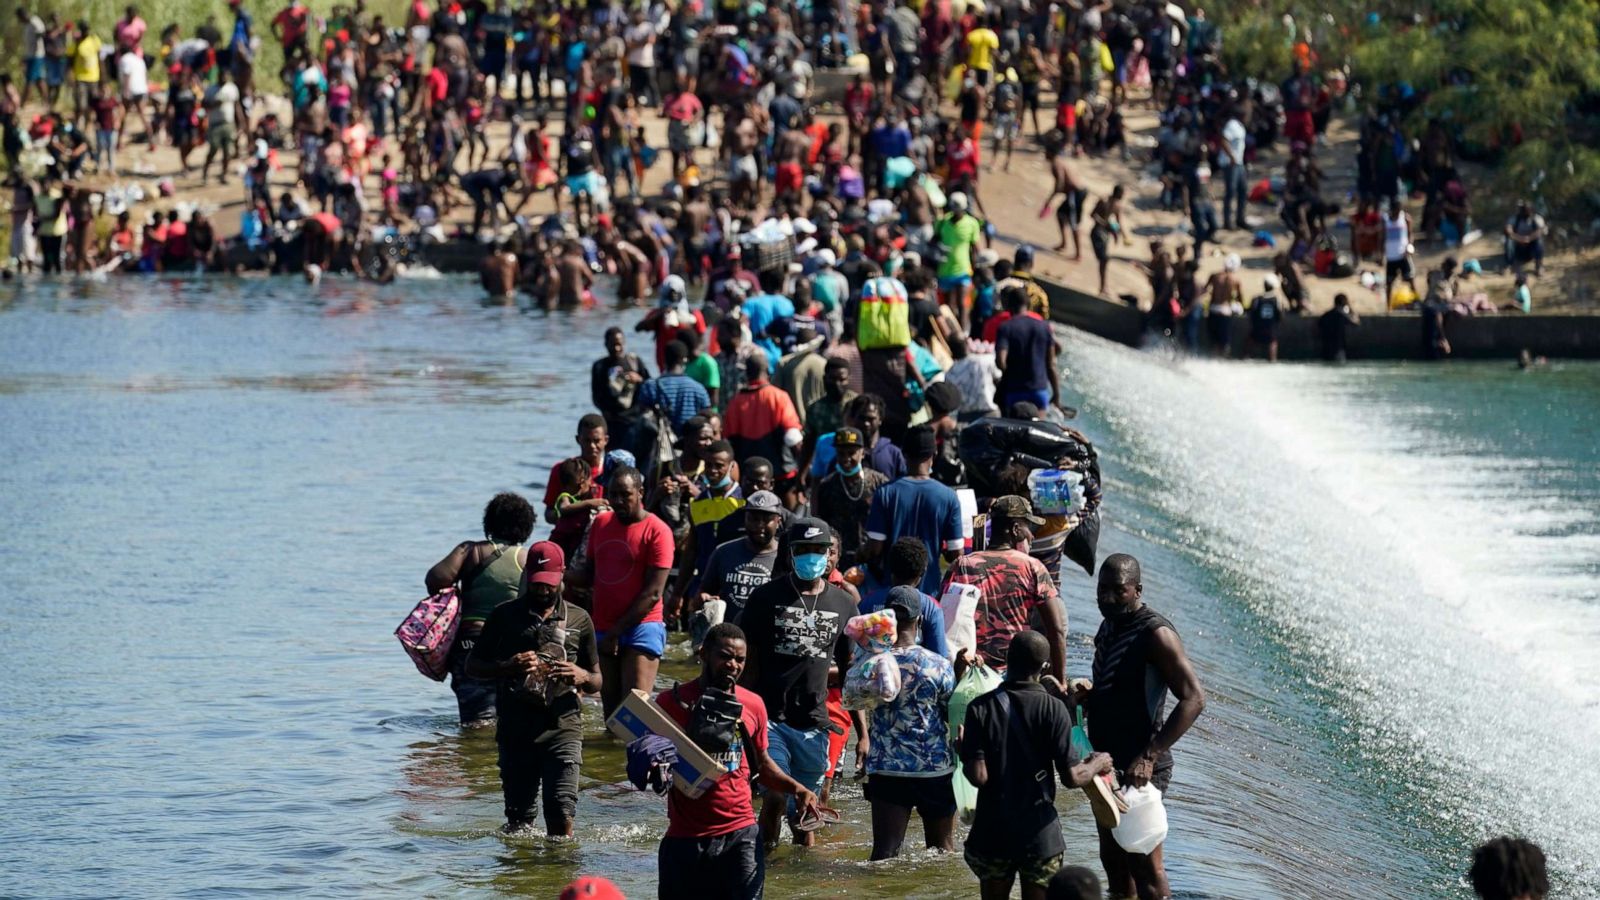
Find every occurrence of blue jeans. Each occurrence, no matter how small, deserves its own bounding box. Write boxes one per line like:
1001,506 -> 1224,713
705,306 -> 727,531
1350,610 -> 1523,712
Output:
449,636 -> 497,727
1222,163 -> 1249,228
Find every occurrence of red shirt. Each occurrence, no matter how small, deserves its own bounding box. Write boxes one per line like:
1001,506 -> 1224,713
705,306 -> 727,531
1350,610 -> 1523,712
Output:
543,457 -> 603,557
657,681 -> 769,838
585,510 -> 673,632
650,309 -> 707,370
981,309 -> 1042,344
425,67 -> 449,103
723,381 -> 801,465
274,6 -> 309,46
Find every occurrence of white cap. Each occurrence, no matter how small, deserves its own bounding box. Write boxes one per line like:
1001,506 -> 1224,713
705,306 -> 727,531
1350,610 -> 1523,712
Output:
793,218 -> 818,235
948,192 -> 969,212
659,274 -> 687,303
1263,274 -> 1280,291
814,248 -> 837,267
1224,253 -> 1241,272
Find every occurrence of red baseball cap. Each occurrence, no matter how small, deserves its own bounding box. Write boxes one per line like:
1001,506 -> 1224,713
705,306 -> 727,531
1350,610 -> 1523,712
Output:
559,876 -> 624,900
524,540 -> 565,588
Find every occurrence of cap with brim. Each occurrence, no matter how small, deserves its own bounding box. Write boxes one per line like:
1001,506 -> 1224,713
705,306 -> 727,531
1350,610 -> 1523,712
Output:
525,540 -> 566,587
885,585 -> 922,624
745,490 -> 783,515
833,426 -> 864,449
786,517 -> 832,547
990,494 -> 1046,526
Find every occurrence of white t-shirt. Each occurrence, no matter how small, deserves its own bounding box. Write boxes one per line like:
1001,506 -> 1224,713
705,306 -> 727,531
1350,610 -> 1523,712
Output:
1219,118 -> 1246,168
208,82 -> 240,124
119,51 -> 149,97
25,15 -> 47,57
625,23 -> 656,68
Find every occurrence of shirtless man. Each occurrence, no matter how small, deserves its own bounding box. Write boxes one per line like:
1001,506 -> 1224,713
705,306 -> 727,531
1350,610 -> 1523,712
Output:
1204,253 -> 1244,356
678,183 -> 713,284
555,240 -> 595,308
1042,142 -> 1086,258
481,241 -> 520,305
1089,185 -> 1127,297
611,238 -> 654,307
729,108 -> 762,211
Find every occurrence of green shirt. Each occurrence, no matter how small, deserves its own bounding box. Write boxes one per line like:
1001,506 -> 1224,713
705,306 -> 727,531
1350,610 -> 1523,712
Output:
685,351 -> 721,392
936,214 -> 982,279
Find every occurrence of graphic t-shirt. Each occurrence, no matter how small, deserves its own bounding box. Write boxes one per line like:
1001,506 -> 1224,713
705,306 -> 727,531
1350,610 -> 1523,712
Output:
702,538 -> 777,620
585,510 -> 674,632
942,549 -> 1060,668
867,646 -> 955,775
657,681 -> 769,838
739,577 -> 858,730
865,477 -> 966,595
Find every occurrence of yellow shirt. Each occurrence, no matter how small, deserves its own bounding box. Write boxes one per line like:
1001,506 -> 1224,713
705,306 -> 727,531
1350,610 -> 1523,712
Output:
73,34 -> 103,82
966,28 -> 999,71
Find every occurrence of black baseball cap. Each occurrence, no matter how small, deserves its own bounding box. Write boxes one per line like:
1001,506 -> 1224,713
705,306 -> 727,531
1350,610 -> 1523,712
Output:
786,517 -> 833,548
885,586 -> 922,624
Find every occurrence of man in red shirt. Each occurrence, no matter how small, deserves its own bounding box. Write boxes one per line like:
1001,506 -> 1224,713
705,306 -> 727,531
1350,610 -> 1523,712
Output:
723,350 -> 804,477
272,0 -> 310,55
656,623 -> 819,899
567,465 -> 673,717
541,413 -> 611,560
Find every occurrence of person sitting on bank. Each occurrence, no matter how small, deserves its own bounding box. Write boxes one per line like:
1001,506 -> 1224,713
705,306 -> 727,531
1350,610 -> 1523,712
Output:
466,541 -> 600,836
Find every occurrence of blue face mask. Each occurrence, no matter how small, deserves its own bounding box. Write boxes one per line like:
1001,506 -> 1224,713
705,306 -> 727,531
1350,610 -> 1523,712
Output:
835,462 -> 862,477
704,473 -> 732,490
792,552 -> 830,581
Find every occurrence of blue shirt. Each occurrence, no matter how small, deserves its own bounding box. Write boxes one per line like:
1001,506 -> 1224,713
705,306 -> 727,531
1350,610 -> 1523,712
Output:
809,434 -> 907,481
864,477 -> 966,595
866,646 -> 955,776
860,587 -> 949,657
742,293 -> 796,370
638,372 -> 712,430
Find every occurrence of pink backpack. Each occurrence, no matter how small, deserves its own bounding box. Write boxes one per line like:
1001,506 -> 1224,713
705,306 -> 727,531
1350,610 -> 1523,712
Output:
395,588 -> 461,681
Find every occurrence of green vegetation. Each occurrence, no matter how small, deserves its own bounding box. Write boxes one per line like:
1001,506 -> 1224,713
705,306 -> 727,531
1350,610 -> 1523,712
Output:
4,0 -> 408,105
1208,0 -> 1600,212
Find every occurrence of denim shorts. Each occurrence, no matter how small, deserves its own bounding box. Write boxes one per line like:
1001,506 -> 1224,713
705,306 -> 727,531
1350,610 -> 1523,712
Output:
764,720 -> 830,800
598,621 -> 667,658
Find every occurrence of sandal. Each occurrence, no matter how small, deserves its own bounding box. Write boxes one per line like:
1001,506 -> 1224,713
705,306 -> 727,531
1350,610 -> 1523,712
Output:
791,805 -> 843,833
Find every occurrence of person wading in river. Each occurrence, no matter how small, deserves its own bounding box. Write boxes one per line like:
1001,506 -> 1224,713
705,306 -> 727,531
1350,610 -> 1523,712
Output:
467,541 -> 600,835
656,623 -> 821,899
425,492 -> 536,728
1076,553 -> 1206,900
565,466 -> 672,717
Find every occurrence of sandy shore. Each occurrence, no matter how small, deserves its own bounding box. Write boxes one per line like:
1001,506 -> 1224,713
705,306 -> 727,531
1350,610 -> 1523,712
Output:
14,83 -> 1598,316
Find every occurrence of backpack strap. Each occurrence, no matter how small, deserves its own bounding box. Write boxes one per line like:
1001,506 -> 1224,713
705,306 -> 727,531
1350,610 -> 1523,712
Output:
995,688 -> 1050,790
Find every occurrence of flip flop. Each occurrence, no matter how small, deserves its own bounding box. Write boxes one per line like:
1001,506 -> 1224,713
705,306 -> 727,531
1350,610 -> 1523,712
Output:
1084,772 -> 1123,829
792,805 -> 843,833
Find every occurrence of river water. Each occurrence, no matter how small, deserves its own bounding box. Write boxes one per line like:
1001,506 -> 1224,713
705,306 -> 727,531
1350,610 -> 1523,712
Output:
3,276 -> 1596,899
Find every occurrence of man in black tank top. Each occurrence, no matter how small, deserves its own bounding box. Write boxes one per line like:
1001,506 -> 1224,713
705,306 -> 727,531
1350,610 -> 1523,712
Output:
1078,553 -> 1205,900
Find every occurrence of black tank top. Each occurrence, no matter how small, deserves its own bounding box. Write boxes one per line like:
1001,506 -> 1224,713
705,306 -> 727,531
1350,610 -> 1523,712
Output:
1086,605 -> 1175,772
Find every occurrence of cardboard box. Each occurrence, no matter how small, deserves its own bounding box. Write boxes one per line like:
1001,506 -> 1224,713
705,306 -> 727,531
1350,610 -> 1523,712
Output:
606,689 -> 731,799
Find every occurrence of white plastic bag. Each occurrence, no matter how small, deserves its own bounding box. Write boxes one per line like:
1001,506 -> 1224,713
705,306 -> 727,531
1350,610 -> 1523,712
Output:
1111,785 -> 1168,854
941,582 -> 982,661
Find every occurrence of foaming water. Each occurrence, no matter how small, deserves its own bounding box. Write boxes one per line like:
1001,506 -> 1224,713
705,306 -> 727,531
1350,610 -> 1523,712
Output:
4,275 -> 1593,898
1063,335 -> 1600,897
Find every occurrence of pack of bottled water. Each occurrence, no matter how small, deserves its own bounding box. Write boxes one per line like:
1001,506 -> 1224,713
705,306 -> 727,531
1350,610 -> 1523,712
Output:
1027,469 -> 1085,516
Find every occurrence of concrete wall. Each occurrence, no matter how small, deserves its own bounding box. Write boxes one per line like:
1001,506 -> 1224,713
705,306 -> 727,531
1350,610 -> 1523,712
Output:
1035,273 -> 1600,360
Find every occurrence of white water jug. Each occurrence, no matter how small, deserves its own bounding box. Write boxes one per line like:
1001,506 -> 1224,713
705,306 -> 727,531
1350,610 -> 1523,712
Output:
1110,784 -> 1168,854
